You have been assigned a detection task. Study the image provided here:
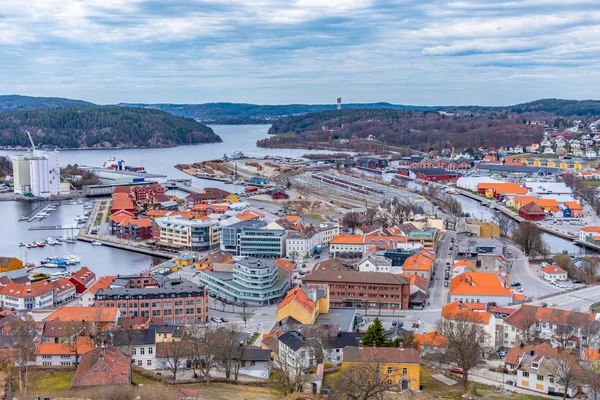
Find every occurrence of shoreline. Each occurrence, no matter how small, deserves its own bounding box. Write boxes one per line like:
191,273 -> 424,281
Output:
0,139 -> 224,152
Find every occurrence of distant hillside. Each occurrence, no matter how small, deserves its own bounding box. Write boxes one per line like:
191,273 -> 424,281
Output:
119,102 -> 439,122
262,109 -> 544,151
446,99 -> 600,116
0,95 -> 96,112
0,107 -> 220,149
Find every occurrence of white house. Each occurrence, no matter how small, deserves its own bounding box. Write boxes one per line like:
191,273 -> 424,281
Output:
441,301 -> 497,351
113,328 -> 157,370
0,278 -> 75,311
286,226 -> 321,258
35,337 -> 94,366
543,147 -> 555,155
329,235 -> 364,258
516,352 -> 586,397
502,305 -> 595,348
278,328 -> 358,371
585,149 -> 598,158
357,254 -> 392,273
540,265 -> 568,282
579,226 -> 600,241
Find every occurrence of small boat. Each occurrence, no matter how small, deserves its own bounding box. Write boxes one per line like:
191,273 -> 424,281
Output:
50,271 -> 70,278
26,243 -> 33,248
35,241 -> 46,248
47,239 -> 58,246
70,201 -> 78,205
65,238 -> 76,244
91,240 -> 102,246
19,242 -> 26,247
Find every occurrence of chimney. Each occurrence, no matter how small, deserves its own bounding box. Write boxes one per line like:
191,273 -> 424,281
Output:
530,350 -> 535,356
520,343 -> 524,349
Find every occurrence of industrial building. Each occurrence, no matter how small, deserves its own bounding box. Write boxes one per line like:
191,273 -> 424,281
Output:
13,149 -> 62,197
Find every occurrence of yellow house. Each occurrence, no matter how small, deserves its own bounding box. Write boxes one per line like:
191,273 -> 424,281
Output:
0,257 -> 24,274
197,249 -> 233,271
275,284 -> 330,325
472,221 -> 500,238
174,254 -> 196,267
533,159 -> 542,167
225,193 -> 239,203
341,347 -> 421,391
153,325 -> 187,343
546,160 -> 556,168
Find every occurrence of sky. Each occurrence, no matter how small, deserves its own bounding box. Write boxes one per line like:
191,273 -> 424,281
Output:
1,0 -> 600,106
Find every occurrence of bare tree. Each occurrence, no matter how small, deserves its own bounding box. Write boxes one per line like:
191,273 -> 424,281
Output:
214,325 -> 246,382
158,339 -> 189,380
437,312 -> 490,392
240,302 -> 254,329
91,306 -> 112,346
6,314 -> 37,393
342,212 -> 362,234
513,221 -> 546,256
60,320 -> 87,367
517,311 -> 540,345
365,206 -> 379,226
493,213 -> 515,238
269,361 -> 308,396
329,361 -> 408,400
555,350 -> 577,400
188,325 -> 219,383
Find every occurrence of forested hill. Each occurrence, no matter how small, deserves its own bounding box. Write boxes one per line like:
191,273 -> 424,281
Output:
0,95 -> 96,111
0,107 -> 220,149
262,109 -> 544,151
118,102 -> 439,121
448,99 -> 600,116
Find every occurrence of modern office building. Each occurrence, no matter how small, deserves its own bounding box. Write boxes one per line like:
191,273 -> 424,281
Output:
221,220 -> 286,258
198,257 -> 291,306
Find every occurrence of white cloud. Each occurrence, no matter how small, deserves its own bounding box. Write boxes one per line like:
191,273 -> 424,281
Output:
1,0 -> 600,105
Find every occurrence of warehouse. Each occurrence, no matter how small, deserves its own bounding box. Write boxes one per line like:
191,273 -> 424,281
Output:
409,168 -> 461,182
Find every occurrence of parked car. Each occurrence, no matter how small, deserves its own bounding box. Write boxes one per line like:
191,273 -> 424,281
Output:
541,302 -> 548,307
444,281 -> 449,287
497,349 -> 507,357
221,317 -> 228,323
449,367 -> 464,374
511,281 -> 521,287
573,280 -> 581,284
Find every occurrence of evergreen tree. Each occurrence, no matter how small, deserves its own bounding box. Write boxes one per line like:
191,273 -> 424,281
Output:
362,318 -> 386,347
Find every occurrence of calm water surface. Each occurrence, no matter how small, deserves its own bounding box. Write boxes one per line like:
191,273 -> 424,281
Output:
0,125 -> 340,276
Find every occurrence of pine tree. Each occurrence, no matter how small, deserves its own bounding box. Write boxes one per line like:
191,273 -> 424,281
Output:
362,317 -> 386,347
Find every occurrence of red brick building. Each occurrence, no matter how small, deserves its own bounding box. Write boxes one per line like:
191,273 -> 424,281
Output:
303,265 -> 411,310
95,279 -> 209,324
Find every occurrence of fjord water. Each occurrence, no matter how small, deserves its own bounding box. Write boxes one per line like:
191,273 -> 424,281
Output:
0,125 -> 336,276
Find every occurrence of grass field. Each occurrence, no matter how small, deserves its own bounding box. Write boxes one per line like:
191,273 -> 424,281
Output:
10,368 -> 277,400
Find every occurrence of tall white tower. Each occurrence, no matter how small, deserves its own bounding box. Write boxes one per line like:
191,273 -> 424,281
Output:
337,97 -> 342,110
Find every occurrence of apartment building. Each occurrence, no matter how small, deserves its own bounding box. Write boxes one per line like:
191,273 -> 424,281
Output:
406,229 -> 438,251
153,216 -> 221,251
0,277 -> 76,311
95,278 -> 209,325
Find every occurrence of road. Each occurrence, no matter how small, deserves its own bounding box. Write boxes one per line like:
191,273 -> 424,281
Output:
428,231 -> 454,311
526,284 -> 600,312
505,241 -> 563,299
